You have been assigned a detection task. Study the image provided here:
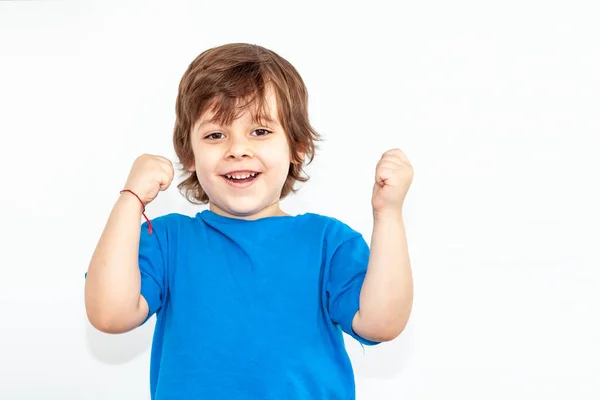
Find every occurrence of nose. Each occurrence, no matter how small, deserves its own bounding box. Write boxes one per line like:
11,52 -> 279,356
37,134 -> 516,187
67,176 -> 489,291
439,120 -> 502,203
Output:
225,134 -> 254,159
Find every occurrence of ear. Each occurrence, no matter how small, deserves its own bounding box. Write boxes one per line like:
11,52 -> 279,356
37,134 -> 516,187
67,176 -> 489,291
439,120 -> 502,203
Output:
186,161 -> 196,172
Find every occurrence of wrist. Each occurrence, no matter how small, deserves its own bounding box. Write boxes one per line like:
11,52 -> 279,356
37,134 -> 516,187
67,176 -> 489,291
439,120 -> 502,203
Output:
119,189 -> 152,234
373,208 -> 404,224
118,190 -> 145,213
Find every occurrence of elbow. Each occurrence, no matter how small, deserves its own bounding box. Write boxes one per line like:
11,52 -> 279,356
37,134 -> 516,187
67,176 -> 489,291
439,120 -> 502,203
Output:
85,284 -> 142,334
88,318 -> 114,334
86,308 -> 125,334
363,321 -> 406,342
87,311 -> 137,334
85,299 -> 138,335
353,311 -> 409,342
372,324 -> 406,342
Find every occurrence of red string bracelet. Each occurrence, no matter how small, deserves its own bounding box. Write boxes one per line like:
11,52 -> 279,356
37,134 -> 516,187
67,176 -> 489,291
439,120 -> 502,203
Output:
120,189 -> 153,234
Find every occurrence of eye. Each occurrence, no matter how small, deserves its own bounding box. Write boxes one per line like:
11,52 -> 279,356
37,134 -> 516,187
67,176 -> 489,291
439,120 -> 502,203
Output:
205,132 -> 225,140
251,129 -> 272,137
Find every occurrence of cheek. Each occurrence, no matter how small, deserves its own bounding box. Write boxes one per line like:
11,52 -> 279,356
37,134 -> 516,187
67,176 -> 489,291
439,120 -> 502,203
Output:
263,152 -> 291,187
193,151 -> 220,182
262,138 -> 291,167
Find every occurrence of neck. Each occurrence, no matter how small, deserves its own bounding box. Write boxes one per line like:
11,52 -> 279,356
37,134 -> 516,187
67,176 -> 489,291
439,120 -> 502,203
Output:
209,201 -> 288,220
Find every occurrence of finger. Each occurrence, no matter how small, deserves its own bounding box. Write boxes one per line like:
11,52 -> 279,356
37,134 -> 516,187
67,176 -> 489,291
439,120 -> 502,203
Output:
376,162 -> 413,184
157,156 -> 174,174
381,149 -> 411,165
165,162 -> 175,181
156,156 -> 174,169
375,163 -> 399,184
159,173 -> 172,191
156,161 -> 174,186
381,156 -> 411,170
377,159 -> 406,171
382,148 -> 405,158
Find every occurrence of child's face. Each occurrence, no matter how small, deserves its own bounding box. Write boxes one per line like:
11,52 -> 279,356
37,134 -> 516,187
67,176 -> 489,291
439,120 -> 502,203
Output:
189,88 -> 292,219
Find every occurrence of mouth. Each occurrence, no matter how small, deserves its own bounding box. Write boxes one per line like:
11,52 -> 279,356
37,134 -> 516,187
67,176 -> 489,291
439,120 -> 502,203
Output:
221,171 -> 261,188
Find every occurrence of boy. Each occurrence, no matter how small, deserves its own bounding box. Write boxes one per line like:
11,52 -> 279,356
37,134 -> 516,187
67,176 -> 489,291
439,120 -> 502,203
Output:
85,43 -> 414,399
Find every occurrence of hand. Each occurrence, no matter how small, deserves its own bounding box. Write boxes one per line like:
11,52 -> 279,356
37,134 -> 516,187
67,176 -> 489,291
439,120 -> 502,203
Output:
123,154 -> 174,206
371,149 -> 413,217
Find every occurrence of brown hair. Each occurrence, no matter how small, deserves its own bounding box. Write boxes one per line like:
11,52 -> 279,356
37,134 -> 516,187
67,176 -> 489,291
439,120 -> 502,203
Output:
173,43 -> 320,204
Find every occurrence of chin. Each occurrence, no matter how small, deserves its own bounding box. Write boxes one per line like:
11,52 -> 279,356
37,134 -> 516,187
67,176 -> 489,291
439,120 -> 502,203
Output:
212,199 -> 270,219
225,206 -> 261,217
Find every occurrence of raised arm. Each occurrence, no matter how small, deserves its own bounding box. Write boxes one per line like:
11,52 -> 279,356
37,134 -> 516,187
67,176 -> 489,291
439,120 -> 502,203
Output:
352,149 -> 414,342
84,154 -> 174,334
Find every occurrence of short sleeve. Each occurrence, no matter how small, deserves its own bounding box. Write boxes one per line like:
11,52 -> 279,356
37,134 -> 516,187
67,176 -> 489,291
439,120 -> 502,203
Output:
326,232 -> 381,346
138,220 -> 167,324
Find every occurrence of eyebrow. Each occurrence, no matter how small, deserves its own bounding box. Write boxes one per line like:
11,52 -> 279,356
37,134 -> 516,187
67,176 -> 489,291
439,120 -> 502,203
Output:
197,116 -> 279,129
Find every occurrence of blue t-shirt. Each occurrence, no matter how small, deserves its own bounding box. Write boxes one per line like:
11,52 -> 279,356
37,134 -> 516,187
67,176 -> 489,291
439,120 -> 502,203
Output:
138,210 -> 379,399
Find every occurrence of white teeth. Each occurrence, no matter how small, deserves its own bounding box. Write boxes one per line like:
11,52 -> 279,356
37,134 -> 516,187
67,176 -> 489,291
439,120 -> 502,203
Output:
226,172 -> 258,180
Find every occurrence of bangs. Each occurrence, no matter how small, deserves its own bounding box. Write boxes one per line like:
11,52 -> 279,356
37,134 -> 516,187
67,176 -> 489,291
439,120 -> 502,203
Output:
200,89 -> 276,128
194,59 -> 279,128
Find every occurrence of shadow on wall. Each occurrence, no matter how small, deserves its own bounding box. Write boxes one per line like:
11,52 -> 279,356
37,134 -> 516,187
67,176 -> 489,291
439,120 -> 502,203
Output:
85,315 -> 155,365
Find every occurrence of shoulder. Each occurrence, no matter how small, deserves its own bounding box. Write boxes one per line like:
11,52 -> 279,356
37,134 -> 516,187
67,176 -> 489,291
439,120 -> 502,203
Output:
141,212 -> 198,238
300,212 -> 363,245
301,214 -> 370,270
151,212 -> 196,225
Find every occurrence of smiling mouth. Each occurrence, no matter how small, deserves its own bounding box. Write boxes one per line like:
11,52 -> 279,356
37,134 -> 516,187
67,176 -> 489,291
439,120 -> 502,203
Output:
221,172 -> 261,185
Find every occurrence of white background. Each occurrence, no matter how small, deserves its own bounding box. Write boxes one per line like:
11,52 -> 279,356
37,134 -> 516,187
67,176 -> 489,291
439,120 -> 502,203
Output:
1,1 -> 599,399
